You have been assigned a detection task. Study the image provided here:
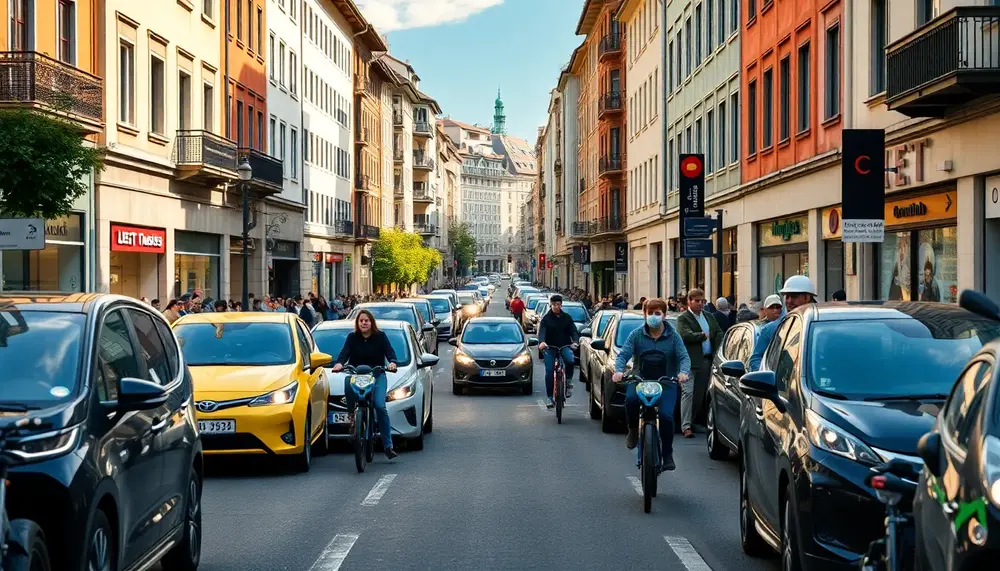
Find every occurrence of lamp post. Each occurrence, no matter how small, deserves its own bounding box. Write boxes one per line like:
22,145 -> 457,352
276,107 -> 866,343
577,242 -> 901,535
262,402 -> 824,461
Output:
237,159 -> 252,310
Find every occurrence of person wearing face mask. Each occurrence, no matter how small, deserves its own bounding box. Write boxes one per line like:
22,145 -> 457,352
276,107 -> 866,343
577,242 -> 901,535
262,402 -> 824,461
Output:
612,299 -> 691,471
748,275 -> 816,371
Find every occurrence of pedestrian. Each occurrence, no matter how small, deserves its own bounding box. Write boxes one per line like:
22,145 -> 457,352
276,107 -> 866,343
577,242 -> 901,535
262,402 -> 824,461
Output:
831,289 -> 847,301
736,297 -> 761,323
162,299 -> 181,324
151,298 -> 160,311
712,297 -> 734,333
749,276 -> 817,371
510,294 -> 526,325
634,296 -> 647,310
759,295 -> 784,323
214,300 -> 228,312
676,295 -> 688,313
674,288 -> 723,438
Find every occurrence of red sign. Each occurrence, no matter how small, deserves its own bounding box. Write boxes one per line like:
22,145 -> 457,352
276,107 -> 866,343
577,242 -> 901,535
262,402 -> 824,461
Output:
111,224 -> 166,253
680,155 -> 704,178
328,253 -> 344,263
539,254 -> 546,268
547,261 -> 553,269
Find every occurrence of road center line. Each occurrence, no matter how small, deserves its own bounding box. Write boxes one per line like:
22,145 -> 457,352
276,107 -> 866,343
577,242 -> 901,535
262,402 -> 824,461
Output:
663,536 -> 713,571
626,476 -> 643,496
308,534 -> 359,571
361,474 -> 397,506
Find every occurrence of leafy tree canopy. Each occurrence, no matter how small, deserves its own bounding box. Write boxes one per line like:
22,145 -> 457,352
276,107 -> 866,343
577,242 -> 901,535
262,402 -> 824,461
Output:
372,228 -> 442,287
448,222 -> 477,276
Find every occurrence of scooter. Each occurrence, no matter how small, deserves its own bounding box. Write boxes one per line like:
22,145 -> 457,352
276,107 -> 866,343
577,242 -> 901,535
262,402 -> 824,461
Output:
1,417 -> 51,571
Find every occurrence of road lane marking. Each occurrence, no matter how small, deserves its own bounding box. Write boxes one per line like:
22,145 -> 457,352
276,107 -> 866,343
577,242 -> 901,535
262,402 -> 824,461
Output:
536,399 -> 548,410
663,536 -> 713,571
308,534 -> 359,571
361,474 -> 397,506
626,476 -> 643,496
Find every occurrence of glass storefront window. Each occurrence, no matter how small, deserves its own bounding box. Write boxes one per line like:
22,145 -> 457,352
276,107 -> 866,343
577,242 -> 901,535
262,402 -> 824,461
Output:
879,231 -> 913,301
879,227 -> 957,303
175,255 -> 219,300
825,240 -> 844,300
0,214 -> 85,292
759,251 -> 809,297
711,228 -> 738,299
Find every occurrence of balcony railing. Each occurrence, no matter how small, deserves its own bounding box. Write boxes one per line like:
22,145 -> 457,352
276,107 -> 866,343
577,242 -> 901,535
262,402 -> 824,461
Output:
355,174 -> 372,191
332,219 -> 354,237
413,151 -> 435,169
356,224 -> 380,240
237,148 -> 283,194
0,51 -> 104,130
414,223 -> 436,235
571,221 -> 596,236
394,184 -> 404,198
173,129 -> 238,181
886,7 -> 1000,118
393,147 -> 404,162
598,91 -> 624,115
413,121 -> 433,137
393,111 -> 403,127
598,33 -> 624,60
413,187 -> 433,202
594,214 -> 626,235
598,154 -> 625,176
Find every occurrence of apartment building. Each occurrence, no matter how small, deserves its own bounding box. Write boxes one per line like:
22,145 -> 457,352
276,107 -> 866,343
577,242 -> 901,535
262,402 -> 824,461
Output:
0,0 -> 102,293
492,132 -> 536,273
555,67 -> 583,290
536,98 -> 558,287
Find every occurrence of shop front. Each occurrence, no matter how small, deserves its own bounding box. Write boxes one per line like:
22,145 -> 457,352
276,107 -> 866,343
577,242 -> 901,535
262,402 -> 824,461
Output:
757,214 -> 809,297
672,238 -> 705,296
309,252 -> 351,298
228,237 -> 257,301
174,231 -> 221,300
1,213 -> 89,293
269,240 -> 300,297
109,223 -> 167,299
821,206 -> 849,299
711,228 -> 738,300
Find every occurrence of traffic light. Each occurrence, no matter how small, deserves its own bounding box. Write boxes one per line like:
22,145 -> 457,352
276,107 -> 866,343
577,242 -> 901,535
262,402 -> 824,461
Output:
507,254 -> 512,263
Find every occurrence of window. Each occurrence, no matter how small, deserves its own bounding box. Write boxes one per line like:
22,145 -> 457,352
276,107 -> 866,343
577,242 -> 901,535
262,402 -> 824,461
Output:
824,24 -> 841,119
684,17 -> 692,77
717,0 -> 725,45
203,0 -> 213,18
289,51 -> 298,95
279,41 -> 286,86
917,0 -> 934,26
290,128 -> 298,180
729,0 -> 738,35
118,40 -> 134,124
685,125 -> 692,152
128,310 -> 173,385
718,100 -> 727,166
731,92 -> 739,162
10,0 -> 33,50
695,118 -> 702,153
247,105 -> 253,148
944,362 -> 992,448
150,55 -> 165,135
257,110 -> 263,150
773,318 -> 802,394
668,41 -> 675,91
246,0 -> 253,48
236,100 -> 244,145
695,5 -> 703,64
870,0 -> 887,95
57,0 -> 75,64
667,138 -> 674,190
797,42 -> 811,132
178,71 -> 191,129
236,0 -> 243,41
748,0 -> 756,22
779,56 -> 790,141
269,33 -> 276,80
747,80 -> 757,155
290,0 -> 296,20
95,311 -> 141,400
203,83 -> 214,130
280,122 -> 287,176
762,68 -> 773,148
155,319 -> 180,380
706,110 -> 714,173
257,7 -> 263,53
706,0 -> 714,51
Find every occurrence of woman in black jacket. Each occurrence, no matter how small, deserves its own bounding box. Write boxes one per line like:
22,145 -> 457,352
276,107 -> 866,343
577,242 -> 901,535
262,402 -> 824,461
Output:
331,310 -> 400,459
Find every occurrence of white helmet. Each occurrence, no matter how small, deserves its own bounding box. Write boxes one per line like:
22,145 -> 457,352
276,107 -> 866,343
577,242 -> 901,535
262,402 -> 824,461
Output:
779,275 -> 817,296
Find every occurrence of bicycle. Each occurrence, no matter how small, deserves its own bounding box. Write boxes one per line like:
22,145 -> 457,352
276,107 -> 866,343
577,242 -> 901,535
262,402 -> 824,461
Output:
860,459 -> 919,571
617,373 -> 679,513
341,365 -> 386,473
545,345 -> 574,424
2,416 -> 52,571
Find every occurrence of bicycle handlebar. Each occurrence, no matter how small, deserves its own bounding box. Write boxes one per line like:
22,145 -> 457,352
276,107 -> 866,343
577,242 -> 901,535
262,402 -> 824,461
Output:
615,372 -> 679,385
543,344 -> 575,351
339,365 -> 387,374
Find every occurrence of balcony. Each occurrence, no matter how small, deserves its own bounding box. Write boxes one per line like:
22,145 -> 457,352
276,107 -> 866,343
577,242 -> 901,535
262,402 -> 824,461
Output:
332,219 -> 354,237
413,121 -> 433,137
598,154 -> 625,178
356,224 -> 381,241
0,51 -> 104,132
414,223 -> 436,236
554,158 -> 563,175
571,221 -> 596,237
237,148 -> 283,195
355,174 -> 372,191
354,73 -> 369,95
598,33 -> 624,61
393,147 -> 404,163
356,125 -> 374,146
393,111 -> 403,128
413,186 -> 433,203
413,151 -> 435,170
393,183 -> 404,199
173,129 -> 238,184
593,214 -> 626,237
887,7 -> 1000,118
598,91 -> 624,117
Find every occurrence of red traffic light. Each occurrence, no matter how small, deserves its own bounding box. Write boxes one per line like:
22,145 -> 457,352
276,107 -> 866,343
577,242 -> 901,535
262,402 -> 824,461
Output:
680,155 -> 704,178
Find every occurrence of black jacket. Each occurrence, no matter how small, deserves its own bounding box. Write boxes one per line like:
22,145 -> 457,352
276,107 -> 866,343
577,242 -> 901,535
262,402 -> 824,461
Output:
335,330 -> 398,369
537,310 -> 580,348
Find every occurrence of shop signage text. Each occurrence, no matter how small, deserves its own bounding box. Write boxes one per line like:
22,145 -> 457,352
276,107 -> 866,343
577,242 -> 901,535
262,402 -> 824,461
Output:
771,220 -> 803,241
822,190 -> 956,239
885,139 -> 929,190
760,216 -> 809,247
842,129 -> 886,243
893,202 -> 928,218
614,242 -> 628,272
111,224 -> 166,253
0,218 -> 45,251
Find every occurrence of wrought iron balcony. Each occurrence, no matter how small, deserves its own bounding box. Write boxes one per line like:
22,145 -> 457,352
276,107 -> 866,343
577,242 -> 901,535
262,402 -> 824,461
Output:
393,183 -> 404,198
887,7 -> 1000,118
332,219 -> 354,237
393,147 -> 404,162
0,51 -> 104,132
414,223 -> 436,235
393,111 -> 403,127
571,221 -> 596,237
598,33 -> 624,61
598,91 -> 624,116
413,187 -> 433,203
237,148 -> 283,195
173,129 -> 238,183
593,214 -> 626,236
598,154 -> 625,177
413,151 -> 435,170
356,224 -> 380,241
554,158 -> 563,175
356,174 -> 372,191
413,121 -> 433,137
357,125 -> 373,146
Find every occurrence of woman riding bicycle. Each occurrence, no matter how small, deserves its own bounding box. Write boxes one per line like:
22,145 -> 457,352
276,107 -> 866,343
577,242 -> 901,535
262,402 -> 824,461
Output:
331,310 -> 400,460
612,298 -> 691,471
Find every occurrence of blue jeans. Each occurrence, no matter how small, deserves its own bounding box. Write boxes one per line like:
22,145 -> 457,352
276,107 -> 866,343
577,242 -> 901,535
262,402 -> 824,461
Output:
543,346 -> 575,398
625,381 -> 678,459
346,372 -> 393,450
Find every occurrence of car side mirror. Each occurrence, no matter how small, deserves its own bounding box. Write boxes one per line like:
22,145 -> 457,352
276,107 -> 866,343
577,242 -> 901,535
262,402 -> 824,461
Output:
739,371 -> 786,412
432,319 -> 441,326
418,353 -> 440,368
720,360 -> 746,379
580,327 -> 592,338
918,432 -> 944,477
590,339 -> 606,352
117,378 -> 168,411
422,323 -> 435,332
448,338 -> 458,346
310,351 -> 333,371
528,337 -> 539,347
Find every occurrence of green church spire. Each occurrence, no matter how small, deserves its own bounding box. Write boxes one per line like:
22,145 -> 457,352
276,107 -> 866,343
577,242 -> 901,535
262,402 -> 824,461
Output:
492,87 -> 506,135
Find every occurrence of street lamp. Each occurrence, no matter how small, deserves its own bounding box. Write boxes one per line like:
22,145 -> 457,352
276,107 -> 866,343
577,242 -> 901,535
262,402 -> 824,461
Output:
237,159 -> 252,310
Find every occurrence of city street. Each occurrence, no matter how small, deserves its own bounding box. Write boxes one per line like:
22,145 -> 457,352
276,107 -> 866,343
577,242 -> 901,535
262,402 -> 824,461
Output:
195,299 -> 780,571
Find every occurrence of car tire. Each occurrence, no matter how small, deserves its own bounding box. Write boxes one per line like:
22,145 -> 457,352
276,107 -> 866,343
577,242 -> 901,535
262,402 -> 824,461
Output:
600,381 -> 615,434
520,383 -> 533,396
162,471 -> 202,571
740,460 -> 771,557
782,490 -> 803,571
4,519 -> 51,571
706,397 -> 729,461
86,509 -> 115,571
589,386 -> 601,420
409,417 -> 425,451
315,405 -> 332,456
452,382 -> 462,396
424,394 -> 434,432
293,410 -> 312,473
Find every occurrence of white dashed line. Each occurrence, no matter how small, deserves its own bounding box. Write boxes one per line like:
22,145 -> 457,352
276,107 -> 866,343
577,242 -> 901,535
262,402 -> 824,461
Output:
536,399 -> 548,410
308,534 -> 359,571
664,536 -> 713,571
626,475 -> 643,496
361,474 -> 397,506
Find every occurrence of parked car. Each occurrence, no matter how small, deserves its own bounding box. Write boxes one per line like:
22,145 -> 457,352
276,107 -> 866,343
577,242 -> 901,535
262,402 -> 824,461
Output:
397,298 -> 442,353
347,302 -> 437,355
520,294 -> 551,333
705,319 -> 763,460
720,301 -> 1000,569
450,317 -> 537,395
420,294 -> 457,339
312,320 -> 439,450
457,291 -> 483,320
584,311 -> 648,432
507,285 -> 538,310
431,289 -> 462,313
579,309 -> 623,388
2,294 -> 203,571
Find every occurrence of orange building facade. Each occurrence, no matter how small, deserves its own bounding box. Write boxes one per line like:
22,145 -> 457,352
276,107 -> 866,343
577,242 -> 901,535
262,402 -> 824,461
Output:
223,0 -> 267,152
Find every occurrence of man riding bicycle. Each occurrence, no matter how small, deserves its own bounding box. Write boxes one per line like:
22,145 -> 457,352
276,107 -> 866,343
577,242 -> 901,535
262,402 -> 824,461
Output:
612,298 -> 691,471
537,294 -> 579,409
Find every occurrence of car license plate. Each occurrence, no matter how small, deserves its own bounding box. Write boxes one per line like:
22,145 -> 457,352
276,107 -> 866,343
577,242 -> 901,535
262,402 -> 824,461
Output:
480,369 -> 505,377
328,412 -> 350,424
198,420 -> 235,434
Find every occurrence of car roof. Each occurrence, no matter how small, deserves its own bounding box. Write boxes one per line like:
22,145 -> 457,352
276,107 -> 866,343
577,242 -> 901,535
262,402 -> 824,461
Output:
431,289 -> 457,294
398,298 -> 430,305
175,312 -> 294,324
557,301 -> 585,306
0,293 -> 124,314
314,318 -> 410,331
356,302 -> 417,311
466,317 -> 520,324
804,301 -> 985,322
420,294 -> 452,302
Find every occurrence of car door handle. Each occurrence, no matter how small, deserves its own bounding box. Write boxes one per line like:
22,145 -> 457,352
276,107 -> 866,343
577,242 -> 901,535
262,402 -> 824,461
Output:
151,416 -> 169,432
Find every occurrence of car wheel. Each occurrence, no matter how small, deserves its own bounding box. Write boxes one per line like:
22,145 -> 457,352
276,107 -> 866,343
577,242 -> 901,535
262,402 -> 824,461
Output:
293,409 -> 312,473
589,385 -> 601,420
424,393 -> 434,433
520,383 -> 533,396
452,382 -> 462,396
162,471 -> 202,571
4,519 -> 51,571
781,491 -> 803,571
599,381 -> 615,434
315,405 -> 332,456
706,397 -> 729,460
740,460 -> 771,557
87,509 -> 115,571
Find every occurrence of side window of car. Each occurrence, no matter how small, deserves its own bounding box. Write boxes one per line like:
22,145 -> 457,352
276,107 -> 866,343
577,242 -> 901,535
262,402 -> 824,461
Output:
128,309 -> 173,385
294,322 -> 312,363
95,310 -> 142,400
154,318 -> 180,379
773,318 -> 802,395
943,361 -> 992,448
410,329 -> 422,360
764,318 -> 793,372
723,327 -> 745,360
736,327 -> 755,365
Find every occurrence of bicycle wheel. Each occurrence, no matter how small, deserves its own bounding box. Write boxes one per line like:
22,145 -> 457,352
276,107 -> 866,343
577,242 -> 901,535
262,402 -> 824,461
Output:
365,408 -> 376,463
555,368 -> 564,424
642,423 -> 657,513
353,407 -> 367,473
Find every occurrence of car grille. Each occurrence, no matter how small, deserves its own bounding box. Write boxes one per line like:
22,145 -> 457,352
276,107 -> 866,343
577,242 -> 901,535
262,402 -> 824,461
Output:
328,395 -> 348,412
201,433 -> 270,452
475,359 -> 512,368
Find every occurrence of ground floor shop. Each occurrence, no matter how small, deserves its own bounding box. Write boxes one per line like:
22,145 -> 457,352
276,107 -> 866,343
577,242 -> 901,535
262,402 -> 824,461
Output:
303,234 -> 354,298
624,221 -> 666,301
1,210 -> 94,293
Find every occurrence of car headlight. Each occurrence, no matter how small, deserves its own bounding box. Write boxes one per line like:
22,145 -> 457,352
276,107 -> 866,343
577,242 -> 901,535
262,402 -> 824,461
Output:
9,425 -> 81,461
512,352 -> 531,366
982,435 -> 1000,507
249,380 -> 299,406
388,377 -> 417,402
455,352 -> 476,366
531,315 -> 539,323
805,409 -> 881,465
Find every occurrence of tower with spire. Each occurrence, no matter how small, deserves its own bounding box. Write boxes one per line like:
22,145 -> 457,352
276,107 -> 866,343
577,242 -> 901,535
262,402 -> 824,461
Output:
491,87 -> 506,135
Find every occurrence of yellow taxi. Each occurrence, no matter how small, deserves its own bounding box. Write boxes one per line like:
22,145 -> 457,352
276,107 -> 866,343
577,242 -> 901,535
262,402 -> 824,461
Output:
172,311 -> 332,472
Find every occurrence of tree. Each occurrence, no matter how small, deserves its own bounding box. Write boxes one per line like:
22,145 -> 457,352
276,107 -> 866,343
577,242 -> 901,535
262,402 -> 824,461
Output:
372,228 -> 443,287
448,221 -> 477,276
0,109 -> 105,219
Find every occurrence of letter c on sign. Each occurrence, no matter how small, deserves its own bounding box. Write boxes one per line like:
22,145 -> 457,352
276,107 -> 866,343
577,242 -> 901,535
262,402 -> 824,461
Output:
855,155 -> 871,175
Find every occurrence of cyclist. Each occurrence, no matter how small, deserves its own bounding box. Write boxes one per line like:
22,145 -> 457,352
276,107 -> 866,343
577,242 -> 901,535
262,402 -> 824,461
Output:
331,309 -> 400,460
537,294 -> 579,408
612,298 -> 691,471
748,275 -> 816,371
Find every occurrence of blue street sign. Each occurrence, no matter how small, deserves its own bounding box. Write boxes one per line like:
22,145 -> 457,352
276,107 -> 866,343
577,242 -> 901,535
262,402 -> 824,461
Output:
681,238 -> 714,258
683,216 -> 717,238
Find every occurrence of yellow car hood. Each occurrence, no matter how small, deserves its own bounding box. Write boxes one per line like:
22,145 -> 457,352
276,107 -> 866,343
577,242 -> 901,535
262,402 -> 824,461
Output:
189,364 -> 299,397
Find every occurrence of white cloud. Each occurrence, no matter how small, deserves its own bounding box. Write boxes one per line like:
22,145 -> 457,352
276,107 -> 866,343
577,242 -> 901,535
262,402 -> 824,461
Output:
357,0 -> 503,32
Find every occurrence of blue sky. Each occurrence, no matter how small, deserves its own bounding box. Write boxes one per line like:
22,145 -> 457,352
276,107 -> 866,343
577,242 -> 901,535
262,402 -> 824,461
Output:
357,0 -> 582,143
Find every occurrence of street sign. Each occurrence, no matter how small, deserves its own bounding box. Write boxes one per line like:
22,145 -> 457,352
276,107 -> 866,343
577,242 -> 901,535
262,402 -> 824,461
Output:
681,238 -> 714,258
842,129 -> 886,243
683,216 -> 716,238
614,242 -> 628,272
0,218 -> 45,250
679,154 -> 705,239
581,245 -> 591,264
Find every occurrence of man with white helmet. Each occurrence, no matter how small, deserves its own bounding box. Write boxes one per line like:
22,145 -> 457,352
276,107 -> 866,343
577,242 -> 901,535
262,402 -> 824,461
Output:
748,275 -> 817,371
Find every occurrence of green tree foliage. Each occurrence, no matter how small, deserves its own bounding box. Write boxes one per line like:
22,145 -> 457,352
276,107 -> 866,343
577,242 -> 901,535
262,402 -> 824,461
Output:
448,222 -> 477,276
0,109 -> 105,218
372,228 -> 443,287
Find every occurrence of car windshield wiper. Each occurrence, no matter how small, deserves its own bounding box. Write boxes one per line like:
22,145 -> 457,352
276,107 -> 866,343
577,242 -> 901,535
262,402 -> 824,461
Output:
863,394 -> 949,402
0,403 -> 39,412
811,389 -> 849,400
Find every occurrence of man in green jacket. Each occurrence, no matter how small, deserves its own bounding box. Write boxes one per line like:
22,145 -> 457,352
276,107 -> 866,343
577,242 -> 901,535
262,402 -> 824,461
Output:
674,288 -> 724,437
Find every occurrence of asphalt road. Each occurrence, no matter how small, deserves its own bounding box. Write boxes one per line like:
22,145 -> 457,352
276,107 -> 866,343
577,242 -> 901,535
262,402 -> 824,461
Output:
194,292 -> 782,571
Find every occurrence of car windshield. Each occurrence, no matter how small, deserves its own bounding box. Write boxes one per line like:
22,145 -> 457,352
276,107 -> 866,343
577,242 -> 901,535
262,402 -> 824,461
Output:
462,322 -> 523,344
562,306 -> 589,322
426,298 -> 451,314
312,328 -> 411,367
615,318 -> 645,348
458,293 -> 476,304
808,317 -> 1000,400
175,322 -> 295,366
403,301 -> 431,322
478,288 -> 489,296
536,302 -> 549,315
355,307 -> 417,330
596,313 -> 614,336
0,310 -> 86,404
526,297 -> 545,310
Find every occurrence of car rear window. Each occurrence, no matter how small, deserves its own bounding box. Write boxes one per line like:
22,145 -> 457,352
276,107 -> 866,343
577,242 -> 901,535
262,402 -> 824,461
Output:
352,307 -> 418,330
425,298 -> 451,314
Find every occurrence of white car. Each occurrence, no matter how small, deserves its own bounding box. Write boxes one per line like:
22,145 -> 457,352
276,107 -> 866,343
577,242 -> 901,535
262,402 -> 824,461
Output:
312,319 -> 439,450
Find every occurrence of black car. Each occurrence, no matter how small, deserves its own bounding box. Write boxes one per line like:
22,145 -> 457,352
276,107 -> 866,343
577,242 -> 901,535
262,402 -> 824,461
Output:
450,317 -> 537,395
420,294 -> 457,340
721,301 -> 1000,570
584,311 -> 647,433
1,294 -> 202,571
705,320 -> 762,460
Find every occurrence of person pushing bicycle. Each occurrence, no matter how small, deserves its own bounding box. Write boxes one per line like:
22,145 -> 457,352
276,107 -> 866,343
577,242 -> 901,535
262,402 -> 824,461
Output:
537,294 -> 579,409
612,298 -> 691,471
